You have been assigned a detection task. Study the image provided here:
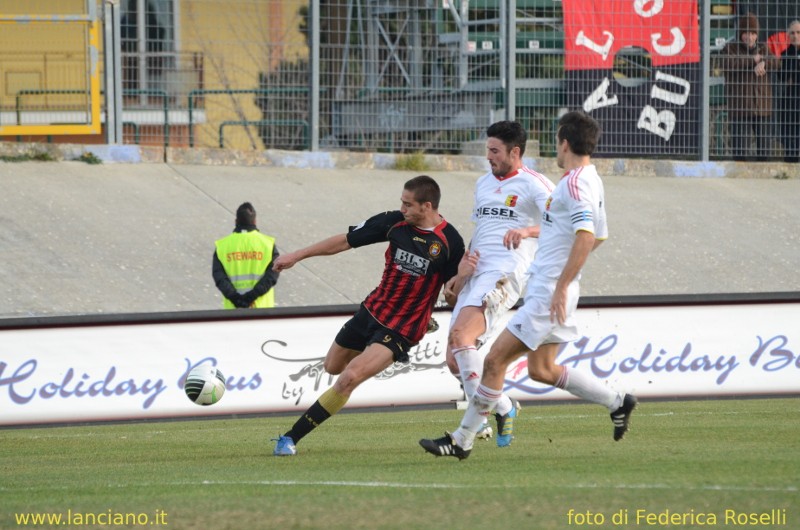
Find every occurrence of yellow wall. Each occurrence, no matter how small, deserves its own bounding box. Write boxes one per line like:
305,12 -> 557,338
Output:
0,0 -> 87,16
0,1 -> 91,110
0,0 -> 309,147
181,0 -> 309,149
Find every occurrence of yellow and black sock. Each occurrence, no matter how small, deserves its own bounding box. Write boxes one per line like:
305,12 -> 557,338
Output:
285,387 -> 349,443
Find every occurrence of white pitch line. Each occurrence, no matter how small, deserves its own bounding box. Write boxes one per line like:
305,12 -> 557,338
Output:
20,431 -> 167,440
385,410 -> 761,425
184,480 -> 800,494
1,481 -> 796,493
197,480 -> 494,489
573,483 -> 799,493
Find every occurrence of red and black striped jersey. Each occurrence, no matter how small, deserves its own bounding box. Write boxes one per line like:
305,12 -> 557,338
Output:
346,210 -> 465,343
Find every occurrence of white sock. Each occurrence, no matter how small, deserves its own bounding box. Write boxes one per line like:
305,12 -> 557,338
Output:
454,346 -> 481,399
493,393 -> 514,416
451,371 -> 463,399
455,346 -> 512,416
558,367 -> 622,411
452,384 -> 502,449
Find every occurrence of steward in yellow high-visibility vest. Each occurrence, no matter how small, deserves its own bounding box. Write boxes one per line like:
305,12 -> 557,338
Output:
212,202 -> 279,308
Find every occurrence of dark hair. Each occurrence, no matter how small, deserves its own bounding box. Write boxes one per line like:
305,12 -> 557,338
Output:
486,120 -> 528,156
235,202 -> 257,226
557,111 -> 601,156
738,13 -> 759,35
404,175 -> 441,210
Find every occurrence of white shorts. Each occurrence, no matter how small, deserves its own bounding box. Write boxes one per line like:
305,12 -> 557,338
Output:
506,277 -> 580,351
450,269 -> 527,346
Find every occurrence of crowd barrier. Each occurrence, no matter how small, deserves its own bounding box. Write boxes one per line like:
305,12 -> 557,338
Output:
1,293 -> 798,427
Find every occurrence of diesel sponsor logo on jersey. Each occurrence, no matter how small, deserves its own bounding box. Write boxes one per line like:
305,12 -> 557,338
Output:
394,248 -> 430,275
475,206 -> 519,219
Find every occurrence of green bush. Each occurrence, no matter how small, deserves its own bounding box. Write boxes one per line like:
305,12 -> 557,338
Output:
393,151 -> 429,171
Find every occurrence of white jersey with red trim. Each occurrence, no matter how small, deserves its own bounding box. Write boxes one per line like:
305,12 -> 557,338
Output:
470,166 -> 555,275
531,164 -> 608,280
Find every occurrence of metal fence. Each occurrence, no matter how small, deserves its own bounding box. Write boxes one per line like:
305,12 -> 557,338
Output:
1,0 -> 798,162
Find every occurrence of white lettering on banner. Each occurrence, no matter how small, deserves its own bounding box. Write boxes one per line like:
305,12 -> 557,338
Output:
566,0 -> 700,149
650,71 -> 691,105
575,30 -> 614,61
582,71 -> 692,140
636,71 -> 692,141
651,27 -> 686,57
582,77 -> 619,112
633,0 -> 663,17
637,105 -> 677,140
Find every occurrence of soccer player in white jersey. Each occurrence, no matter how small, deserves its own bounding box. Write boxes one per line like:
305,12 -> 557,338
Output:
421,111 -> 638,460
443,121 -> 554,447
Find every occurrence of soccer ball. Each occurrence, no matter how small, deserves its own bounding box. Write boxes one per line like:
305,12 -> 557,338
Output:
184,365 -> 226,406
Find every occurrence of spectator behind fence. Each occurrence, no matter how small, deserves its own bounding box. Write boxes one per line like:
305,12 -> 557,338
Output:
213,202 -> 279,308
778,21 -> 800,163
718,13 -> 780,161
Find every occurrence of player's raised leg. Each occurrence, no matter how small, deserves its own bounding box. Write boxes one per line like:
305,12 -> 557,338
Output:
528,342 -> 637,441
274,342 -> 394,456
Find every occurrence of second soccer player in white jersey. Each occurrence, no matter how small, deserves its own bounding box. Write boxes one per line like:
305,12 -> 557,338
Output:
422,111 -> 638,460
443,121 -> 554,447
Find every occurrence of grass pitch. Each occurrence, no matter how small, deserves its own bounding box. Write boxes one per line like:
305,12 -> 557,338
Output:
2,398 -> 798,530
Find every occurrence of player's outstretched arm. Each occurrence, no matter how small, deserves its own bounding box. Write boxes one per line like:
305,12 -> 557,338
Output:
273,233 -> 352,272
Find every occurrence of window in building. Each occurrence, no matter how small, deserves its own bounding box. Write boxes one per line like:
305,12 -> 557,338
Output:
121,0 -> 177,97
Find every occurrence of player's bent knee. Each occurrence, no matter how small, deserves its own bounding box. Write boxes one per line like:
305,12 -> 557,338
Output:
335,366 -> 373,395
448,329 -> 468,350
324,358 -> 346,375
528,366 -> 558,385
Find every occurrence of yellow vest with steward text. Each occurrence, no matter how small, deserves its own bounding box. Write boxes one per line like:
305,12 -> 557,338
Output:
215,230 -> 276,308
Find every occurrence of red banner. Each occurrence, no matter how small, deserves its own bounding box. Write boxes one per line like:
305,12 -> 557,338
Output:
563,0 -> 700,71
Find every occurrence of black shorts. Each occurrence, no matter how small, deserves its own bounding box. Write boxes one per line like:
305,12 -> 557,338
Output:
334,304 -> 413,363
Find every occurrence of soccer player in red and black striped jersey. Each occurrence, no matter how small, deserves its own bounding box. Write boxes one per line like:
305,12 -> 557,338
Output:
270,175 -> 465,456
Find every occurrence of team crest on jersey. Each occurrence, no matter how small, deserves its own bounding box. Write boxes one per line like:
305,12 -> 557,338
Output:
542,197 -> 554,224
505,195 -> 518,207
429,242 -> 442,257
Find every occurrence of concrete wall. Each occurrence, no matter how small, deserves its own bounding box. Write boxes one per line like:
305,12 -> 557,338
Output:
0,142 -> 798,318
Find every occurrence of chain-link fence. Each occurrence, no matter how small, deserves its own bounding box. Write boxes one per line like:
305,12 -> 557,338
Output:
0,0 -> 102,138
1,0 -> 798,162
